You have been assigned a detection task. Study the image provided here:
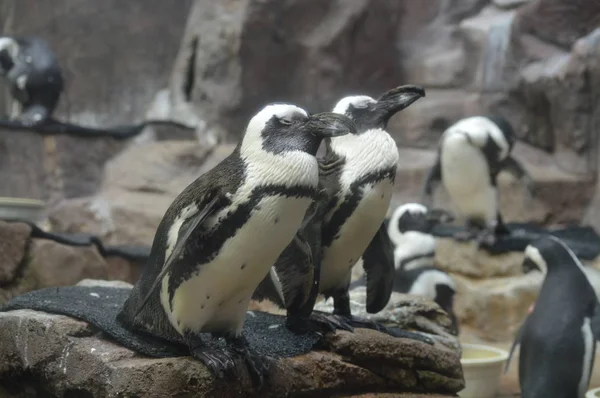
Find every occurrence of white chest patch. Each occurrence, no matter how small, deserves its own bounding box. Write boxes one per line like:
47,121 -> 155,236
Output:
393,231 -> 436,270
579,317 -> 595,396
440,132 -> 497,225
319,129 -> 398,292
320,178 -> 394,292
160,144 -> 318,336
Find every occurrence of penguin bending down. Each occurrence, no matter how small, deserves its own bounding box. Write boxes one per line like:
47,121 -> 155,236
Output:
420,115 -> 534,247
254,85 -> 430,343
0,36 -> 63,125
351,203 -> 459,334
116,104 -> 356,386
505,236 -> 600,398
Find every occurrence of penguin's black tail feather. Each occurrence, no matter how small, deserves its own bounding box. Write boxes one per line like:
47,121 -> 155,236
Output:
0,285 -> 323,360
431,223 -> 600,260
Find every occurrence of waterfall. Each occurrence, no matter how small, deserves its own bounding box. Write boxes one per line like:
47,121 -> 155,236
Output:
480,15 -> 515,92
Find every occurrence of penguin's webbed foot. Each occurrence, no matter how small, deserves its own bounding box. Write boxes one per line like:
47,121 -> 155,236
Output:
311,311 -> 354,333
188,343 -> 238,379
229,336 -> 271,388
343,315 -> 434,345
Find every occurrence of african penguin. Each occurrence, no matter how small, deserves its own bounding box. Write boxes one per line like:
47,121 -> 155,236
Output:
505,236 -> 600,398
421,115 -> 534,247
384,203 -> 459,334
254,85 -> 433,344
0,36 -> 63,125
116,104 -> 356,386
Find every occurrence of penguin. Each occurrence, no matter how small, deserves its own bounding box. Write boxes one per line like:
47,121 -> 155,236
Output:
387,203 -> 459,333
505,236 -> 600,398
0,36 -> 64,126
420,115 -> 534,247
116,103 -> 356,386
386,203 -> 451,270
351,203 -> 459,334
254,85 -> 429,343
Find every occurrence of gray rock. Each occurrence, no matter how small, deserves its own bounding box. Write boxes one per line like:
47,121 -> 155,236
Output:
0,280 -> 464,397
1,0 -> 194,199
0,221 -> 31,285
314,288 -> 460,353
168,0 -> 405,141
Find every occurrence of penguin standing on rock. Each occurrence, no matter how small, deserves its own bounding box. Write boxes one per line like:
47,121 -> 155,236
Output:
505,236 -> 600,398
421,115 -> 534,247
254,85 -> 430,343
116,104 -> 356,387
0,36 -> 63,125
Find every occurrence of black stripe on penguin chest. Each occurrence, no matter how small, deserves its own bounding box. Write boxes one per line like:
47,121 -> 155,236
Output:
322,167 -> 395,248
167,184 -> 317,306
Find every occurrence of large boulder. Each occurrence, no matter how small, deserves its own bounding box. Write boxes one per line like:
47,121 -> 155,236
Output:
0,0 -> 194,199
168,0 -> 406,141
0,280 -> 464,397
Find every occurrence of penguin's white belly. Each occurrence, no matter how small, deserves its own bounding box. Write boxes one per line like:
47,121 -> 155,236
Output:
320,179 -> 393,292
441,141 -> 496,224
165,195 -> 311,335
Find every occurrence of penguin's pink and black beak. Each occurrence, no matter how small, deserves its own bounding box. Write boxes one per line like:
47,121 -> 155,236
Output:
374,85 -> 426,123
309,112 -> 357,138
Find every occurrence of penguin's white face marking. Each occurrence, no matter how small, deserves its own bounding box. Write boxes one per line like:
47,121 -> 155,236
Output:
330,97 -> 399,192
524,245 -> 548,275
332,95 -> 376,115
0,37 -> 18,59
408,269 -> 456,302
387,203 -> 428,246
241,104 -> 308,152
580,317 -> 595,396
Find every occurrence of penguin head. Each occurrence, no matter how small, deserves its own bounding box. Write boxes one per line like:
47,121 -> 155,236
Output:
487,115 -> 517,153
0,37 -> 17,74
522,236 -> 582,276
242,103 -> 356,156
409,268 -> 459,335
387,203 -> 453,245
333,85 -> 425,132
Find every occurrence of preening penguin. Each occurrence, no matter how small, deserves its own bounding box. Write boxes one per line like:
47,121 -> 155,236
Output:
505,236 -> 600,398
421,115 -> 534,246
116,104 -> 356,386
0,36 -> 63,125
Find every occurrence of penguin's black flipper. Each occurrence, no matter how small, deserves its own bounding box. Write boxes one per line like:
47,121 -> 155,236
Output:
134,195 -> 221,318
590,302 -> 600,342
420,149 -> 442,206
362,222 -> 395,314
504,318 -> 526,374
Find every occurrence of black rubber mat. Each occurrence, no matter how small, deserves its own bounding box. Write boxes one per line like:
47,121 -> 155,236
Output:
0,286 -> 322,359
431,223 -> 600,260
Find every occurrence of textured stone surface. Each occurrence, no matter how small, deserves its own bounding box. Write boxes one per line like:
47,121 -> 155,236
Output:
0,0 -> 194,199
170,0 -> 405,140
0,221 -> 31,285
0,281 -> 464,397
513,0 -> 600,49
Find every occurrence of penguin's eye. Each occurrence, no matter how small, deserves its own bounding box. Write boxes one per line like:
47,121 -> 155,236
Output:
279,117 -> 293,126
353,101 -> 369,109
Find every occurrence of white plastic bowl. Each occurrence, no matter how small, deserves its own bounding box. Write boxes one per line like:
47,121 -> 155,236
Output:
458,343 -> 509,398
587,387 -> 600,398
0,197 -> 45,223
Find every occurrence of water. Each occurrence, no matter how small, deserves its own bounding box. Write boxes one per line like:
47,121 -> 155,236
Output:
480,15 -> 515,92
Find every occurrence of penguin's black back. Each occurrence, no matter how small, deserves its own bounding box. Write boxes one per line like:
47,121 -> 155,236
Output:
520,266 -> 597,397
